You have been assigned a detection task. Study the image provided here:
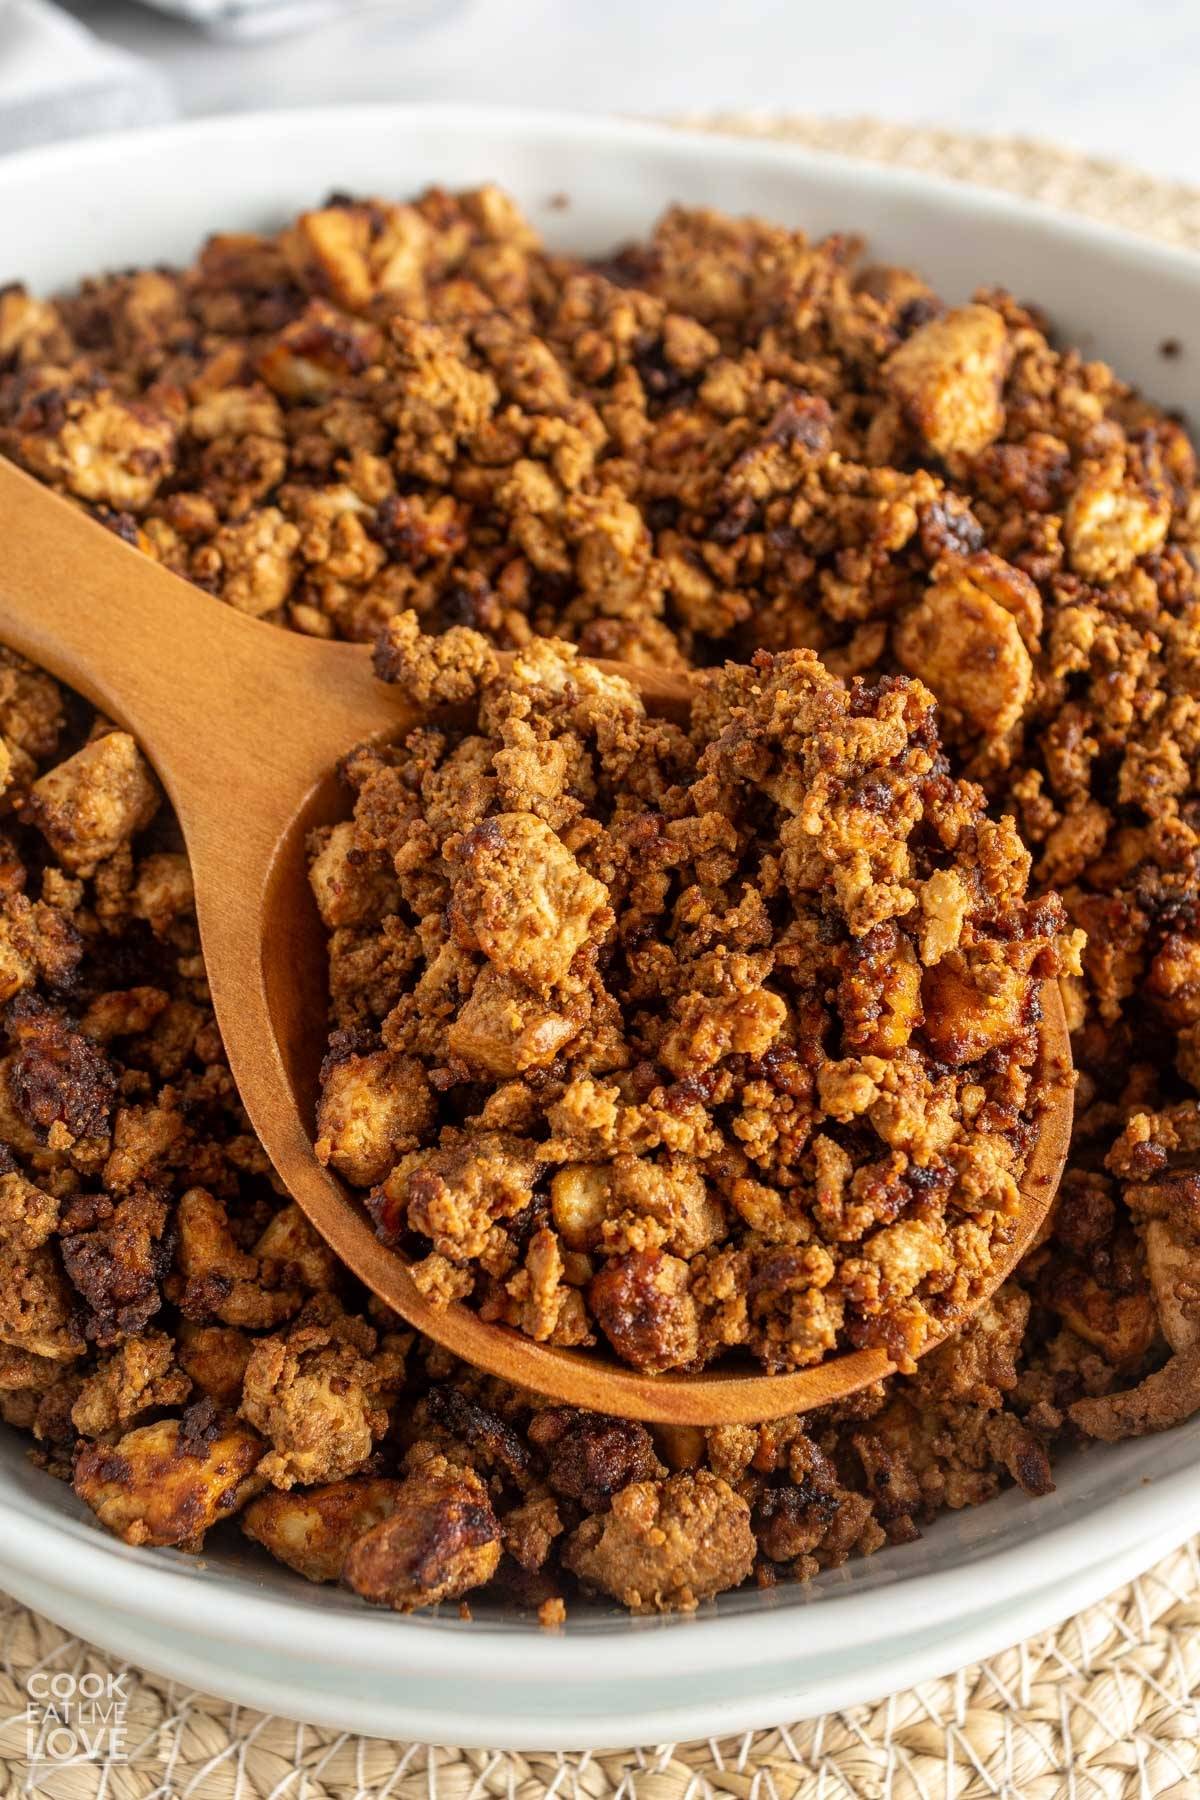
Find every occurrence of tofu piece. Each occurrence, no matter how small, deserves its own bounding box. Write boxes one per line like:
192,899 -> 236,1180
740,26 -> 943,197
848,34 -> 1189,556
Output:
894,562 -> 1034,742
551,1163 -> 611,1252
15,384 -> 177,510
343,1450 -> 501,1610
563,1471 -> 754,1612
1065,453 -> 1170,581
447,813 -> 612,989
242,1476 -> 402,1582
24,732 -> 160,876
238,1303 -> 399,1490
74,1408 -> 264,1548
307,819 -> 400,929
921,957 -> 1031,1066
206,507 -> 300,617
314,1049 -> 436,1188
885,304 -> 1010,459
447,966 -> 581,1076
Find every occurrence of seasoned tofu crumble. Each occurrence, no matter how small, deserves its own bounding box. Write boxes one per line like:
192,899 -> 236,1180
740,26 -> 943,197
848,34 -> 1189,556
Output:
0,184 -> 1198,1618
312,629 -> 1069,1377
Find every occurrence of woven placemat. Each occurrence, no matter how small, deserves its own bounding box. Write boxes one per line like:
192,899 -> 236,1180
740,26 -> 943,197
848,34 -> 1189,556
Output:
4,116 -> 1200,1799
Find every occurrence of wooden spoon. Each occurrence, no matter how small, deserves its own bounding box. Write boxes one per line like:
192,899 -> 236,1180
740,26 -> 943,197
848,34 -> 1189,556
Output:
0,456 -> 1074,1424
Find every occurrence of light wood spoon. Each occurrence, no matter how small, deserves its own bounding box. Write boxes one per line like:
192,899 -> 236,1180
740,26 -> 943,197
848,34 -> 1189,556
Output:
0,456 -> 1073,1424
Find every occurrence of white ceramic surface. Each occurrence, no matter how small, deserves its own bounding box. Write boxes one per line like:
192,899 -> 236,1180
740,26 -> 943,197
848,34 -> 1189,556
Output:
72,0 -> 1200,192
0,1523 -> 1187,1748
0,107 -> 1198,1748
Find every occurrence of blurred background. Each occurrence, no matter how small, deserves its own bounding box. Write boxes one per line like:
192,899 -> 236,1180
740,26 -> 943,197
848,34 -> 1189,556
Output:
3,0 -> 1196,182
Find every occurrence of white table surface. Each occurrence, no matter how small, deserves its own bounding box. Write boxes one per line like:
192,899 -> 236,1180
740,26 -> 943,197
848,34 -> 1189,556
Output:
63,0 -> 1200,189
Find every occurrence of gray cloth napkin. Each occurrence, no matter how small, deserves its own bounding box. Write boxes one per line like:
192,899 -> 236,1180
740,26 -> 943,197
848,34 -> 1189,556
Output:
134,0 -> 390,41
0,0 -> 174,153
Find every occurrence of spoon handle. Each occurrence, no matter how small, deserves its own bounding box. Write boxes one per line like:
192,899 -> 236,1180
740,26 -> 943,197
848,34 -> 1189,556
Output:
0,456 -> 405,839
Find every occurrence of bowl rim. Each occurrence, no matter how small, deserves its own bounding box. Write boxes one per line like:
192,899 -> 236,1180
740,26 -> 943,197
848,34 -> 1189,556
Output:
0,1521 -> 1187,1748
1,99 -> 1200,284
0,99 -> 1197,1687
1,1446 -> 1195,1678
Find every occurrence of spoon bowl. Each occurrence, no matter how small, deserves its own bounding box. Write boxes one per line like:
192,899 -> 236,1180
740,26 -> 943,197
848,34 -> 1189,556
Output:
0,456 -> 1075,1424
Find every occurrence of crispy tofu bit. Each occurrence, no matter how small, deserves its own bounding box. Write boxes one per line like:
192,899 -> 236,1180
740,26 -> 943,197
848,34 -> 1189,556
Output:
447,965 -> 582,1076
281,199 -> 432,313
921,954 -> 1032,1067
314,1049 -> 435,1187
0,1168 -> 59,1252
447,813 -> 612,989
917,869 -> 971,967
176,1322 -> 253,1408
307,820 -> 400,929
659,984 -> 787,1077
70,1329 -> 190,1438
550,1163 -> 611,1252
0,649 -> 64,760
373,608 -> 499,708
73,1404 -> 264,1548
131,852 -> 195,937
1065,452 -> 1170,581
589,1249 -> 699,1373
528,1407 -> 662,1512
242,1476 -> 402,1582
173,1186 -> 304,1331
188,382 -> 284,443
14,382 -> 176,510
884,304 -> 1010,459
203,508 -> 300,617
24,732 -> 160,876
343,1449 -> 501,1610
0,1170 -> 80,1360
254,1202 -> 339,1296
1049,1275 -> 1158,1368
375,1130 -> 542,1263
0,1245 -> 78,1353
0,888 -> 81,1003
894,560 -> 1034,744
255,299 -> 380,403
238,1302 -> 402,1490
564,1471 -> 754,1612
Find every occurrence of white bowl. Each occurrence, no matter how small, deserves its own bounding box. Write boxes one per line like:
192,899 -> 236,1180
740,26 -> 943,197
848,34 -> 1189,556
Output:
1,106 -> 1198,1748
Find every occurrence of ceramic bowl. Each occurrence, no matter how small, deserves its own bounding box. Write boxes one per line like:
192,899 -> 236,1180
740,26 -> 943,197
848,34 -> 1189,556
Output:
0,106 -> 1197,1748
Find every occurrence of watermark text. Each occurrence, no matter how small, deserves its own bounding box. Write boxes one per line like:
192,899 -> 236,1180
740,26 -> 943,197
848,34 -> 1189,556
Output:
25,1670 -> 130,1764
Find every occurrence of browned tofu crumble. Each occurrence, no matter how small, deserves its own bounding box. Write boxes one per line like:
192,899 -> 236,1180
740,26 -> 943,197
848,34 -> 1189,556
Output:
312,628 -> 1069,1376
0,184 -> 1198,1618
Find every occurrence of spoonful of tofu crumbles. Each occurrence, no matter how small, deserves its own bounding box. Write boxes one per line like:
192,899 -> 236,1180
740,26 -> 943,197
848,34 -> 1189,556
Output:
0,455 -> 1074,1425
